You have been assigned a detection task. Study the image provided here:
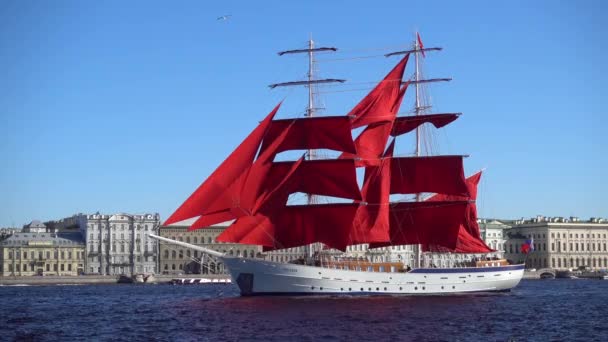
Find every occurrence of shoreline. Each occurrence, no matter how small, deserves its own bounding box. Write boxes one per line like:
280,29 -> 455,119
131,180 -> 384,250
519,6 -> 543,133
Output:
0,274 -> 231,286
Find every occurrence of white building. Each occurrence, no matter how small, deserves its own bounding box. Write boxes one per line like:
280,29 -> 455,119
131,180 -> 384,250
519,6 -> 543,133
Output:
504,216 -> 608,270
479,219 -> 510,258
51,213 -> 161,275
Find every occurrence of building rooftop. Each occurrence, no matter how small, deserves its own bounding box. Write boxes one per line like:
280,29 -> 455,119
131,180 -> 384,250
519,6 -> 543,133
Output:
0,232 -> 85,247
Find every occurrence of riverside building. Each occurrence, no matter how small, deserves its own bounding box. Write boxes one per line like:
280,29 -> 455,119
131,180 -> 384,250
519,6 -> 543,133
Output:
0,221 -> 85,276
50,213 -> 161,275
159,223 -> 262,275
504,216 -> 608,270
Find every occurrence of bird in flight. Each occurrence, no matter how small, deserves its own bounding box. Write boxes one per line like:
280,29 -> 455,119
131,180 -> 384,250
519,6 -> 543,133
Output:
217,15 -> 232,21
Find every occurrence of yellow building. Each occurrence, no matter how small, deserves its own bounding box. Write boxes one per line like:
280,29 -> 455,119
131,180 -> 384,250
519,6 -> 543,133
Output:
0,231 -> 85,276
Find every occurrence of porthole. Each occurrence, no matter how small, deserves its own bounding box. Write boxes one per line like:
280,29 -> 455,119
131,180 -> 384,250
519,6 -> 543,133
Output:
369,288 -> 372,291
341,288 -> 343,291
452,286 -> 455,289
311,286 -> 315,290
349,288 -> 352,291
399,287 -> 403,290
384,287 -> 387,291
415,287 -> 418,290
320,287 -> 323,290
422,287 -> 425,290
376,287 -> 379,291
361,288 -> 364,291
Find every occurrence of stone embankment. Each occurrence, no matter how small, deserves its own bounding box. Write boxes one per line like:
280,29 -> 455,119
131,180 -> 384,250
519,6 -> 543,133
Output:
0,274 -> 230,286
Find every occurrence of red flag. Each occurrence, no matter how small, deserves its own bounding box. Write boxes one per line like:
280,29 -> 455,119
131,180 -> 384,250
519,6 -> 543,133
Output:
417,32 -> 425,58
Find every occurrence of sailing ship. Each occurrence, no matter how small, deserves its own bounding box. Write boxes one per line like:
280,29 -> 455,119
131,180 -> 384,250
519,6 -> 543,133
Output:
150,33 -> 524,295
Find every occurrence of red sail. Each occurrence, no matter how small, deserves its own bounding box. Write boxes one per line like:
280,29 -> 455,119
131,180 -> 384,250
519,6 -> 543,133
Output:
217,203 -> 360,251
189,209 -> 235,230
370,201 -> 469,249
348,54 -> 409,128
350,140 -> 394,244
391,113 -> 460,137
259,116 -> 356,155
390,156 -> 469,197
341,82 -> 409,167
424,171 -> 493,253
268,159 -> 361,201
164,102 -> 281,225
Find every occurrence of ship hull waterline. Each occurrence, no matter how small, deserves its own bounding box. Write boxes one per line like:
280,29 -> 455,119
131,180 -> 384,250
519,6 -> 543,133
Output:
149,234 -> 524,296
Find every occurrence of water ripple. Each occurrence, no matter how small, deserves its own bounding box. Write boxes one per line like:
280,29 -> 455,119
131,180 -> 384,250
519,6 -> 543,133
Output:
0,280 -> 607,341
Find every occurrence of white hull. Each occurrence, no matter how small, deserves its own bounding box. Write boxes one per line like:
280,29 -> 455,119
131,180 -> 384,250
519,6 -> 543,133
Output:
223,257 -> 524,296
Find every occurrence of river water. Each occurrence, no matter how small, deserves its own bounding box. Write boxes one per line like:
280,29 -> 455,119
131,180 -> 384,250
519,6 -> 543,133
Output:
1,279 -> 606,341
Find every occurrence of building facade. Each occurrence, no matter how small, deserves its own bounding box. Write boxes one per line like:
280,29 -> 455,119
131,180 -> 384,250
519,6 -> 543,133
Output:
479,219 -> 510,259
50,213 -> 161,275
159,225 -> 262,275
0,221 -> 85,276
504,216 -> 608,270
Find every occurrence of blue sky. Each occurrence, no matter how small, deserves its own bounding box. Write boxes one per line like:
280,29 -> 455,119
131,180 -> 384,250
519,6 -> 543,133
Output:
1,0 -> 606,227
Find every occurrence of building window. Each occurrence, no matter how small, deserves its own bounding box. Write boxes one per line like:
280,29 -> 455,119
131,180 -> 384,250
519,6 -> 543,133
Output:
61,264 -> 65,271
46,264 -> 50,272
551,243 -> 555,252
172,251 -> 176,259
8,251 -> 12,259
68,264 -> 72,271
164,250 -> 169,259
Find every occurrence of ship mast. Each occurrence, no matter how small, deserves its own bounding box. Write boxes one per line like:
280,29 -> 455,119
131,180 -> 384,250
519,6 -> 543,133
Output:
386,32 -> 451,268
414,33 -> 422,269
269,37 -> 344,259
